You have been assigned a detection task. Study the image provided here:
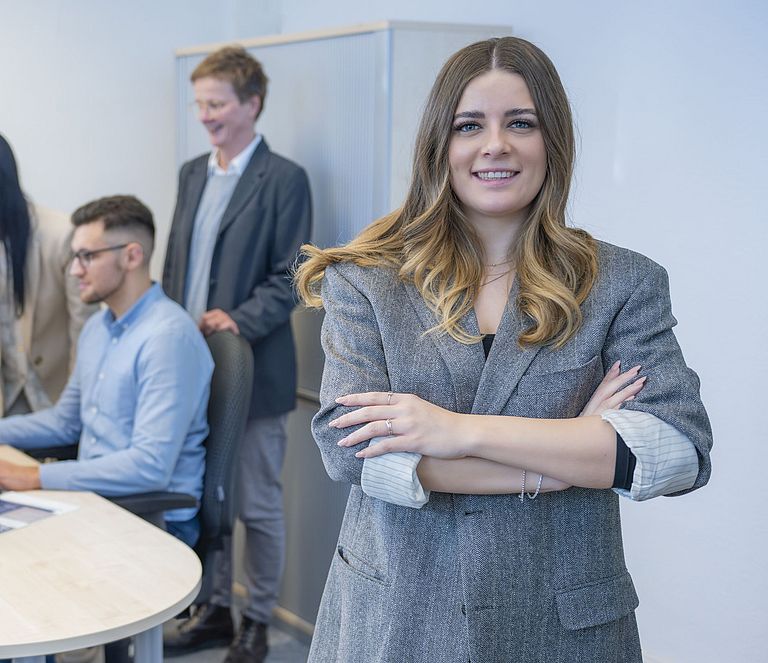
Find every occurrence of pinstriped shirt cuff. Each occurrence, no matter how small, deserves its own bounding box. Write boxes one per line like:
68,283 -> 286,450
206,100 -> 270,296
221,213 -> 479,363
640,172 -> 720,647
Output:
361,437 -> 430,508
602,409 -> 698,501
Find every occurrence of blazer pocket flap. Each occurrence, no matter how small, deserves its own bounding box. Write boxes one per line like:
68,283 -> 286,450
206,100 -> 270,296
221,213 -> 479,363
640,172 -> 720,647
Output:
516,355 -> 601,396
555,572 -> 639,630
336,545 -> 389,586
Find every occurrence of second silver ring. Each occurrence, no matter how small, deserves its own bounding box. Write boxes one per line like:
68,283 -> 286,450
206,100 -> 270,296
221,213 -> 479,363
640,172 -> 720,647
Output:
385,418 -> 393,436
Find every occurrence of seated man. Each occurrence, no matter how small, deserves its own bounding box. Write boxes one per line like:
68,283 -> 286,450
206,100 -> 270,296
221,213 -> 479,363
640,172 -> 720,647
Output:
0,194 -> 213,546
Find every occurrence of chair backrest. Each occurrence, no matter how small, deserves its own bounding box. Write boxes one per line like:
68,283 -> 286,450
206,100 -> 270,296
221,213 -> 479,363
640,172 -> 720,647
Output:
199,330 -> 253,546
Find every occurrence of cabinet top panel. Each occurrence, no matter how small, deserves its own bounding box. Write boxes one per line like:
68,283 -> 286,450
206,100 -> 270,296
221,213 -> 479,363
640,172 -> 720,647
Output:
176,20 -> 513,57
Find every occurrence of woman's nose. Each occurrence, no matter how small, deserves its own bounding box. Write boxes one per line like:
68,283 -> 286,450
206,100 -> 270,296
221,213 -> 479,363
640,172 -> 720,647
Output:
482,126 -> 511,156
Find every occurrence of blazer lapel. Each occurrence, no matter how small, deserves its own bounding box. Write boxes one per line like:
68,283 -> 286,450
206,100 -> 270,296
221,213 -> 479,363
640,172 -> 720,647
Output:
403,282 -> 484,414
471,279 -> 542,415
217,139 -> 269,238
175,158 -> 208,283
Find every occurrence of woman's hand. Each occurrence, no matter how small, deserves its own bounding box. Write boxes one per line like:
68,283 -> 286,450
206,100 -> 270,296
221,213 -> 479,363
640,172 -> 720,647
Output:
580,361 -> 645,417
330,392 -> 469,460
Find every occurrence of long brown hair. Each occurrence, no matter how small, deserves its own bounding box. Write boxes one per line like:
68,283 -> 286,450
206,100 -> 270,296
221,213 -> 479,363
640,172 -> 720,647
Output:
295,37 -> 597,348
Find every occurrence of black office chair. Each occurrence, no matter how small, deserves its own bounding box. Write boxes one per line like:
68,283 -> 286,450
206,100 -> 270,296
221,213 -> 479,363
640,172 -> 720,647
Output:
111,330 -> 253,554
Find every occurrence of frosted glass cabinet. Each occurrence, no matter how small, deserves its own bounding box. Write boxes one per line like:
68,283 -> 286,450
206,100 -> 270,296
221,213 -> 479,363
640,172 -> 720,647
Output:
176,20 -> 511,633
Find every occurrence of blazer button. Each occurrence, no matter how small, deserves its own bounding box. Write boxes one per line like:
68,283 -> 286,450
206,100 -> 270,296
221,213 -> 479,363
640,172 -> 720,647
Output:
34,356 -> 43,366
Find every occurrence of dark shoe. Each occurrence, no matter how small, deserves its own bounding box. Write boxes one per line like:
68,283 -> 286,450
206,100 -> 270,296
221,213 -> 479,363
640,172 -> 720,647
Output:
223,617 -> 268,663
164,603 -> 234,656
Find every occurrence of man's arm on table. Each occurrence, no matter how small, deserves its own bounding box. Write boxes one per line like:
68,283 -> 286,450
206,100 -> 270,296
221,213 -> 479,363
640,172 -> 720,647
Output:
0,368 -> 83,490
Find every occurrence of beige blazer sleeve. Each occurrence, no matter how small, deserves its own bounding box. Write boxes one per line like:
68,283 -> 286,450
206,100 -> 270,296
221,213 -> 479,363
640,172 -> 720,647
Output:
19,205 -> 98,405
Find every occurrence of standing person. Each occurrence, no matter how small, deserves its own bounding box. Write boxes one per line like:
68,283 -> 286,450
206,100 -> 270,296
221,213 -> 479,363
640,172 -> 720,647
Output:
163,46 -> 312,663
295,37 -> 712,662
0,135 -> 97,415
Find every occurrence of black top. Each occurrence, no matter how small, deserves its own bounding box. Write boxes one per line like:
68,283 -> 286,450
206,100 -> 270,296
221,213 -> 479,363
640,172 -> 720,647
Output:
481,333 -> 634,490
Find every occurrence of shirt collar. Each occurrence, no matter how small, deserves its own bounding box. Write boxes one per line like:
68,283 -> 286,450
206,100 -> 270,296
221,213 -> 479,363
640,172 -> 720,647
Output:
207,134 -> 262,176
103,282 -> 162,336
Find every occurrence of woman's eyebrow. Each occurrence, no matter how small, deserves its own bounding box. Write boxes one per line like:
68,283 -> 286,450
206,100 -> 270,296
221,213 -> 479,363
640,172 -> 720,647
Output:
453,108 -> 537,120
454,110 -> 485,120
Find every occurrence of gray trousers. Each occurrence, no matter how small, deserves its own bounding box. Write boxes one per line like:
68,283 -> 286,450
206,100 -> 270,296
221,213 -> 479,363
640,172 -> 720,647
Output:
210,414 -> 287,623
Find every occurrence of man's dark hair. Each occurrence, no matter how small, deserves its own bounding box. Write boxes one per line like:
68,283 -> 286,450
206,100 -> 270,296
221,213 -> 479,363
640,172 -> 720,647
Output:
72,195 -> 155,248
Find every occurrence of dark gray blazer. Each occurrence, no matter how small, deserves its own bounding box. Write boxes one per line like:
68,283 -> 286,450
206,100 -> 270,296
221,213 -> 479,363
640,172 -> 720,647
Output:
308,241 -> 712,663
163,139 -> 312,417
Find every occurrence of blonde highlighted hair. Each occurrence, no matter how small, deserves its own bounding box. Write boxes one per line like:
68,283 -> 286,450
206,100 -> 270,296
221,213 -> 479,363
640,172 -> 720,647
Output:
295,37 -> 597,348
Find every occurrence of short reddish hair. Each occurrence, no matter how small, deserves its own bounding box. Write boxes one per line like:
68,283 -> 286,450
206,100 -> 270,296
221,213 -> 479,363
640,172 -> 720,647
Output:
191,46 -> 268,118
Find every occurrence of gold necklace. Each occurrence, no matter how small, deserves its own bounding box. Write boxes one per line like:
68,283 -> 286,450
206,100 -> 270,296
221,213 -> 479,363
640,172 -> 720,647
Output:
485,258 -> 514,268
481,269 -> 512,287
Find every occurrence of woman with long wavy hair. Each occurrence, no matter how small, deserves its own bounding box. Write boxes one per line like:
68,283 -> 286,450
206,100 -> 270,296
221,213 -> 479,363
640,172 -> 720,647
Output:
296,37 -> 711,662
0,135 -> 96,415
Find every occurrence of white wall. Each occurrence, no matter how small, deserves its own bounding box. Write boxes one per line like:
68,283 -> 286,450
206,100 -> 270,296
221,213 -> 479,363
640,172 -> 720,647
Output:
0,0 -> 279,275
1,1 -> 765,661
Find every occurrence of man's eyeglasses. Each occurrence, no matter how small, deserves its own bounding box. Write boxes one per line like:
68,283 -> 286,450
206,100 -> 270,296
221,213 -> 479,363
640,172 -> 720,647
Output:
70,244 -> 129,269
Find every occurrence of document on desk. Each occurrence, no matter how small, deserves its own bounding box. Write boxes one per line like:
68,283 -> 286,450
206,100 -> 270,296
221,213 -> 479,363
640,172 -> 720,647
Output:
0,491 -> 78,533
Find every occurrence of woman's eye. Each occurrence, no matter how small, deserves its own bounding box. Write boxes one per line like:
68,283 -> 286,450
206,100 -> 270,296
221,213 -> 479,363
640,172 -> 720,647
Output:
510,119 -> 535,129
454,122 -> 480,133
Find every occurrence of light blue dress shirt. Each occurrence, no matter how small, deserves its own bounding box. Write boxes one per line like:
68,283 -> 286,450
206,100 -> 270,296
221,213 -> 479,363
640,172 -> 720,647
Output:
0,283 -> 213,522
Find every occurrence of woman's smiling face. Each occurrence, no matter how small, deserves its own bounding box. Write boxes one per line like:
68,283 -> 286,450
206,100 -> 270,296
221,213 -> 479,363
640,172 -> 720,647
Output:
448,69 -> 547,232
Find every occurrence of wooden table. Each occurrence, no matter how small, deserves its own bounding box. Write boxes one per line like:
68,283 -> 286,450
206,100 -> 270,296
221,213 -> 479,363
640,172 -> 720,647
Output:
0,445 -> 201,663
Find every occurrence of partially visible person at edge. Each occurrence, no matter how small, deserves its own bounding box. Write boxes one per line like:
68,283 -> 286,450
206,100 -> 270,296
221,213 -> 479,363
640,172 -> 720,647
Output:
294,36 -> 712,663
162,46 -> 312,663
0,134 -> 97,416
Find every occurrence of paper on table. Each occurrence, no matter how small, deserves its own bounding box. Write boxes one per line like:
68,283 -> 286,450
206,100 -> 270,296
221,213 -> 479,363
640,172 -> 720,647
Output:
0,491 -> 78,532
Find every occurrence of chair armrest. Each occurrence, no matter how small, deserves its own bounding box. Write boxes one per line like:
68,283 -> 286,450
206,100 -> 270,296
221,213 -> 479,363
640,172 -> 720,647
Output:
109,491 -> 199,515
25,445 -> 79,462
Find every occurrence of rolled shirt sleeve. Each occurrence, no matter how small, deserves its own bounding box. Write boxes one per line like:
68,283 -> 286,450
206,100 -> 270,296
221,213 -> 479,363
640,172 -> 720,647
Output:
603,409 -> 699,501
361,437 -> 430,508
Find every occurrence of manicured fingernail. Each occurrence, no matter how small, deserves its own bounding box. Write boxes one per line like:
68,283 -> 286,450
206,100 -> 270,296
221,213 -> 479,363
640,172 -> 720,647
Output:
626,395 -> 635,401
638,376 -> 647,382
612,360 -> 621,369
337,437 -> 347,446
355,451 -> 365,458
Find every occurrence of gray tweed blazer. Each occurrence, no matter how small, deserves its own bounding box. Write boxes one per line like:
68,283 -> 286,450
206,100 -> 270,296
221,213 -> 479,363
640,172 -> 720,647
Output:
308,240 -> 712,663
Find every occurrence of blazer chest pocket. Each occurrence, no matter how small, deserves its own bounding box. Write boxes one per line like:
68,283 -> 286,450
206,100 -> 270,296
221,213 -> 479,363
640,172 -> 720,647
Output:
513,355 -> 602,418
555,571 -> 639,630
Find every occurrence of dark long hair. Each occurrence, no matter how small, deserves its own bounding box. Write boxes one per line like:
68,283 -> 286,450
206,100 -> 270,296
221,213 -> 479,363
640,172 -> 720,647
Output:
0,135 -> 31,316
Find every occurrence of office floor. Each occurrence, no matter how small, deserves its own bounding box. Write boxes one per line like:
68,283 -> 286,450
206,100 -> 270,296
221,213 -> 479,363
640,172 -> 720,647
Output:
170,623 -> 310,663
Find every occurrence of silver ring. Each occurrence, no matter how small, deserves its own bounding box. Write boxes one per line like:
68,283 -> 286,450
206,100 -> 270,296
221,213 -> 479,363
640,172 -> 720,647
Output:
385,419 -> 393,436
387,391 -> 393,405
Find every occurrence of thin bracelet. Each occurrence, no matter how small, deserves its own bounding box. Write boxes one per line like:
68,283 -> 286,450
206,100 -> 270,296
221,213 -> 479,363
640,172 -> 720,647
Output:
519,469 -> 526,502
526,473 -> 543,500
